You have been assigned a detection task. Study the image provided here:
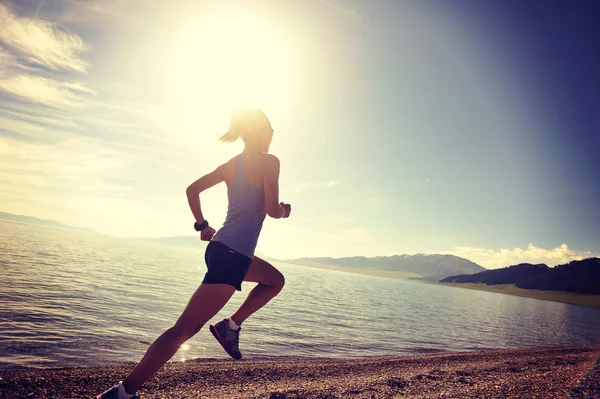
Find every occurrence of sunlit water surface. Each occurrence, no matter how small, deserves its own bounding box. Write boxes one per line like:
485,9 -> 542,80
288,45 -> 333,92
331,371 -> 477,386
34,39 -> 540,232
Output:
1,220 -> 600,369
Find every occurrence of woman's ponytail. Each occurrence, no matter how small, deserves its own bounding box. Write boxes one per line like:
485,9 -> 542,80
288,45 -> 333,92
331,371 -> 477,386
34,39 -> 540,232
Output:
218,109 -> 267,143
219,111 -> 243,142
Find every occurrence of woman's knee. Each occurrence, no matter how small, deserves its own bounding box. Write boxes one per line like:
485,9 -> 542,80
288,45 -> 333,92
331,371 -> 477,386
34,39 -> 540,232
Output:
272,270 -> 285,291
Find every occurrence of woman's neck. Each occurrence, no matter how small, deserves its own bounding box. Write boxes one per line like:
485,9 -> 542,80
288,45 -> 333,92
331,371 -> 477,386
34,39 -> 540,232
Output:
243,144 -> 263,153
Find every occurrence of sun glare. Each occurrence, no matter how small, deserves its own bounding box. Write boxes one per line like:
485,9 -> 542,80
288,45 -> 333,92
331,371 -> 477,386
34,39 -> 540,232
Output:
169,10 -> 295,133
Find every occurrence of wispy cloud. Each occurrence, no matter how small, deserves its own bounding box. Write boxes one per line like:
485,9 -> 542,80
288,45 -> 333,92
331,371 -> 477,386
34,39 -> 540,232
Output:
0,45 -> 23,78
0,75 -> 96,108
59,0 -> 148,25
0,135 -> 130,200
453,243 -> 598,269
1,135 -> 123,171
0,4 -> 97,116
0,2 -> 89,72
0,108 -> 80,130
0,114 -> 50,140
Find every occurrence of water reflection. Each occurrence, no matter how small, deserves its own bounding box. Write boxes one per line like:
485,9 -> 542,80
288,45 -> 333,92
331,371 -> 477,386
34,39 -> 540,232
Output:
1,220 -> 600,369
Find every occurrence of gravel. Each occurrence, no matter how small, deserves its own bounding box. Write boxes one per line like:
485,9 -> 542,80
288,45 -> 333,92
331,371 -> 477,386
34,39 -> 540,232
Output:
1,345 -> 599,398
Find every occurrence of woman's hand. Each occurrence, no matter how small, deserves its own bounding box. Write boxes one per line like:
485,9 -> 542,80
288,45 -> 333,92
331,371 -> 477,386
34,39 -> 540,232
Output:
280,202 -> 292,218
200,225 -> 216,241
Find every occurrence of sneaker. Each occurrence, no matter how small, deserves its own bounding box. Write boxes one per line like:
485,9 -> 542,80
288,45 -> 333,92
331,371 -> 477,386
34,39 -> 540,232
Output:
210,318 -> 243,360
96,383 -> 139,399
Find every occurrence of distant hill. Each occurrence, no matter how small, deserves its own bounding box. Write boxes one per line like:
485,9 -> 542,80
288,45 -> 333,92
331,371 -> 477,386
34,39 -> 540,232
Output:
0,212 -> 96,234
440,258 -> 600,295
284,254 -> 486,281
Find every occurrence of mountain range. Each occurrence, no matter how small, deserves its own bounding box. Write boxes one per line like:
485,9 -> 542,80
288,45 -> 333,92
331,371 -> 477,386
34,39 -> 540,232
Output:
284,254 -> 486,281
0,212 -> 96,234
440,258 -> 600,295
1,212 -> 486,279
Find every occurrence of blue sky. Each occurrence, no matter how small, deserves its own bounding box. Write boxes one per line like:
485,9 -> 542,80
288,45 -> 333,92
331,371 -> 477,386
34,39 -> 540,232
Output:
1,0 -> 598,268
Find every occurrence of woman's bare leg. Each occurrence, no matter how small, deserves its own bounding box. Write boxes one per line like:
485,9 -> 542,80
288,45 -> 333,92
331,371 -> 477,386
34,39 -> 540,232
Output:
122,283 -> 236,394
229,256 -> 285,326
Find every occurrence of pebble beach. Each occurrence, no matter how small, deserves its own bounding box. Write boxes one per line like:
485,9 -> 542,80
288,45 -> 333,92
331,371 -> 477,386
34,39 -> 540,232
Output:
1,345 -> 599,398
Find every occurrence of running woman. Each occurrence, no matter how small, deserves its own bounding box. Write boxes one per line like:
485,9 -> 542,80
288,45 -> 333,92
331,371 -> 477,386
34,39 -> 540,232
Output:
97,109 -> 291,399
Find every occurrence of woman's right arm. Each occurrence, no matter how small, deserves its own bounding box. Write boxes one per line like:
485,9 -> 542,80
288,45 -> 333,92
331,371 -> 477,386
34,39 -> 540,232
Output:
263,154 -> 290,219
185,165 -> 224,240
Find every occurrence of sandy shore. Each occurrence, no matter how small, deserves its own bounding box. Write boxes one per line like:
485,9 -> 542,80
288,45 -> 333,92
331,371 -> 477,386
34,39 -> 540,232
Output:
1,345 -> 599,398
432,282 -> 600,309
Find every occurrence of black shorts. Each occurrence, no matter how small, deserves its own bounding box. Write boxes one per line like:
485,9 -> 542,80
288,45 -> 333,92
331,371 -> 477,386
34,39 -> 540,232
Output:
202,241 -> 252,291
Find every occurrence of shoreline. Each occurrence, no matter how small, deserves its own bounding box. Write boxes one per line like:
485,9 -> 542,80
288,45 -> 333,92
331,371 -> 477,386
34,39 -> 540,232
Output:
288,262 -> 600,310
1,345 -> 599,398
431,282 -> 600,309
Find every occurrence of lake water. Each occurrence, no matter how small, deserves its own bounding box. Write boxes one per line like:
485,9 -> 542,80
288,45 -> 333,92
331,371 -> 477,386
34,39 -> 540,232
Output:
1,220 -> 600,369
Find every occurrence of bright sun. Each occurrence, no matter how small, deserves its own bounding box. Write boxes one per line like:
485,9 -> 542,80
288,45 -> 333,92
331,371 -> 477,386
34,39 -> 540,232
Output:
169,9 -> 295,132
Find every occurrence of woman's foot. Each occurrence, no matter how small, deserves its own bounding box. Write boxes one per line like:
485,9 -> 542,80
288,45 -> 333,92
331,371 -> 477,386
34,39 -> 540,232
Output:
210,318 -> 243,360
96,382 -> 139,399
